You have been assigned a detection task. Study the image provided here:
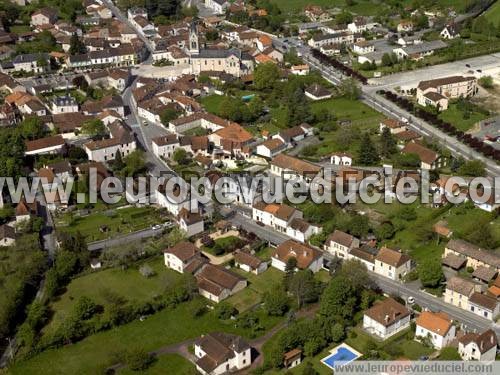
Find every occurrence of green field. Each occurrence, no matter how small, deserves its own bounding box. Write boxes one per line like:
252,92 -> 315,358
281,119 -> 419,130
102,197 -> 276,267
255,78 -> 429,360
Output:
117,354 -> 195,375
11,299 -> 282,374
42,257 -> 175,335
438,103 -> 489,132
55,206 -> 165,241
485,0 -> 500,26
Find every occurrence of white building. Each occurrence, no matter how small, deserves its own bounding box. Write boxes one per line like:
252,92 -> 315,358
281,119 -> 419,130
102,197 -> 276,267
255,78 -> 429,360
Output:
12,53 -> 51,73
269,153 -> 322,185
152,134 -> 180,159
271,240 -> 323,273
256,138 -> 286,158
194,332 -> 251,375
374,247 -> 412,281
25,135 -> 65,156
415,311 -> 456,349
84,121 -> 136,162
177,207 -> 204,237
204,0 -> 229,14
468,292 -> 500,321
252,202 -> 302,234
330,152 -> 353,166
324,230 -> 359,259
196,264 -> 247,303
51,95 -> 79,114
286,218 -> 321,243
458,329 -> 498,362
363,298 -> 411,340
164,241 -> 205,274
234,250 -> 268,275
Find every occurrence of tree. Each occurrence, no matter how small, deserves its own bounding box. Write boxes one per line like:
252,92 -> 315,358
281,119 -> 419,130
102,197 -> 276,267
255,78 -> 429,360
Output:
376,222 -> 395,240
172,148 -> 188,165
69,33 -> 86,55
283,257 -> 297,288
81,119 -> 106,138
73,296 -> 97,320
339,78 -> 361,100
418,259 -> 445,288
457,160 -> 486,177
18,117 -> 45,140
357,133 -> 380,165
254,62 -> 280,91
319,274 -> 357,322
124,348 -> 154,371
330,323 -> 345,343
165,227 -> 187,247
337,259 -> 373,290
122,150 -> 146,177
216,302 -> 237,320
160,108 -> 179,125
263,287 -> 290,316
348,215 -> 370,238
379,127 -> 397,158
302,361 -> 319,375
335,10 -> 353,24
288,270 -> 321,307
478,75 -> 494,88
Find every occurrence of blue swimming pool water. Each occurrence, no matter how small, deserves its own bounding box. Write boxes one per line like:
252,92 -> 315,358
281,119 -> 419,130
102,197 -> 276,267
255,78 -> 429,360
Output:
322,347 -> 358,369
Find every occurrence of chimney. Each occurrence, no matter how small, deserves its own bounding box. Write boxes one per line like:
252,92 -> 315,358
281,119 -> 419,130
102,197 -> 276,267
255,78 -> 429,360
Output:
384,314 -> 390,323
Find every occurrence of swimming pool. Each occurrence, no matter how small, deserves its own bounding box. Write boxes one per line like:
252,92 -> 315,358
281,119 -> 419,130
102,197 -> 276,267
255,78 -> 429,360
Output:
321,343 -> 362,370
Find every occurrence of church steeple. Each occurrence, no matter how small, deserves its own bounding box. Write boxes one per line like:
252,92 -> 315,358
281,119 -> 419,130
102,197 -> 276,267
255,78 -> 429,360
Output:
189,21 -> 199,55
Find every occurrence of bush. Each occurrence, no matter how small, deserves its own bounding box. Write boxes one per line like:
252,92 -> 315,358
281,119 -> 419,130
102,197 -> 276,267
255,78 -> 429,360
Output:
216,302 -> 238,320
124,348 -> 154,371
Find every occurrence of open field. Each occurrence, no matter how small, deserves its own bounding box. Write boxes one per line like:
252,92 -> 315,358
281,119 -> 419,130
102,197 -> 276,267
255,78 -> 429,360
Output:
438,103 -> 489,132
11,298 -> 282,374
485,0 -> 500,26
55,206 -> 165,241
42,257 -> 174,334
117,354 -> 195,375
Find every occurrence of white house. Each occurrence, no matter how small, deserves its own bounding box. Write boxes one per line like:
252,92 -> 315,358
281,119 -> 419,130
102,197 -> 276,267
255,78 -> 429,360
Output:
363,298 -> 411,340
256,138 -> 287,158
468,292 -> 500,321
324,230 -> 359,259
330,152 -> 353,166
234,250 -> 268,275
51,95 -> 79,114
152,134 -> 180,159
84,122 -> 136,162
353,41 -> 375,55
12,53 -> 51,74
304,84 -> 332,100
269,153 -> 322,185
252,202 -> 302,234
177,207 -> 204,237
440,23 -> 460,39
415,311 -> 456,349
458,329 -> 498,362
194,332 -> 251,375
25,135 -> 65,156
271,240 -> 323,273
374,247 -> 412,281
196,264 -> 247,303
286,218 -> 321,243
204,0 -> 229,14
164,241 -> 206,274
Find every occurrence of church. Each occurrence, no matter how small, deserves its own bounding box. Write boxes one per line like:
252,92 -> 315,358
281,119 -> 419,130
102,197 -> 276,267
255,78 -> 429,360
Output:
188,22 -> 254,77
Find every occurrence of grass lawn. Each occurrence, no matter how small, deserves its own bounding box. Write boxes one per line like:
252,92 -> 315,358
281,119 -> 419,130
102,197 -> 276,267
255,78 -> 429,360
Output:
42,257 -> 175,335
199,94 -> 224,114
117,354 -> 195,375
255,246 -> 275,261
271,0 -> 387,15
11,299 -> 282,374
309,97 -> 384,158
227,268 -> 284,311
438,103 -> 488,132
485,0 -> 500,26
56,206 -> 165,242
9,25 -> 31,33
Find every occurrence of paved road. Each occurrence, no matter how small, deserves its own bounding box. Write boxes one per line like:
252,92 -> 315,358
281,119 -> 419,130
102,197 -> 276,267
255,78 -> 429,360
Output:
228,212 -> 291,245
87,225 -> 170,251
102,0 -> 154,57
371,272 -> 500,335
276,38 -> 500,177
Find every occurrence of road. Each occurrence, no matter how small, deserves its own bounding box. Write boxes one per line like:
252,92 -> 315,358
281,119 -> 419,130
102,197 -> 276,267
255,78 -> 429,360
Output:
371,273 -> 500,336
228,211 -> 291,245
87,225 -> 171,251
274,37 -> 500,177
102,0 -> 154,58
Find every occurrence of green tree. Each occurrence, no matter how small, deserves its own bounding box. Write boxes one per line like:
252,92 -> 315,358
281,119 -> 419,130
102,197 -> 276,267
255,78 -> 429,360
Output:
339,78 -> 361,100
81,119 -> 106,138
418,259 -> 445,288
263,287 -> 289,316
69,33 -> 86,55
379,127 -> 397,158
165,227 -> 187,247
357,133 -> 380,165
172,148 -> 188,165
288,270 -> 321,307
348,215 -> 370,238
254,62 -> 280,91
478,75 -> 494,88
73,296 -> 97,320
330,323 -> 345,342
457,160 -> 486,177
124,347 -> 154,371
160,108 -> 179,125
122,150 -> 146,177
18,117 -> 45,140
